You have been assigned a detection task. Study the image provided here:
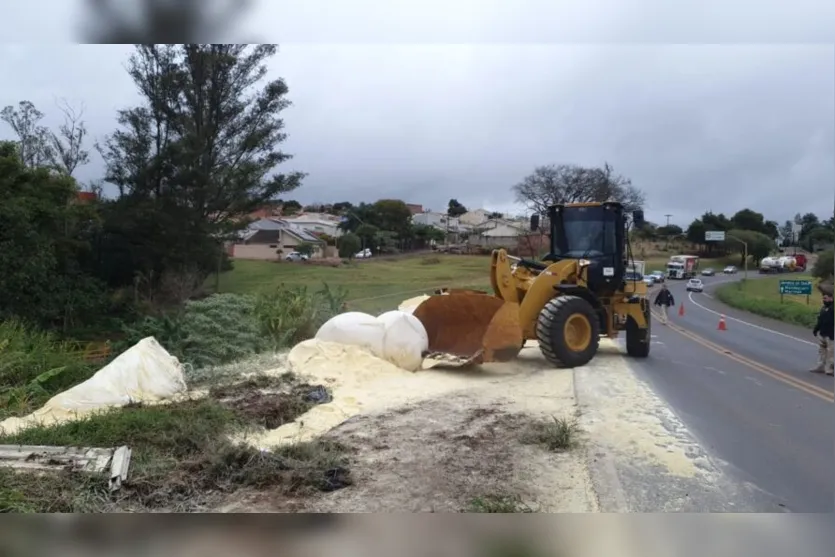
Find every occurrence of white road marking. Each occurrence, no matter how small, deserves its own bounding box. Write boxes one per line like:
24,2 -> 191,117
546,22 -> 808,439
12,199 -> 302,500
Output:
704,366 -> 727,375
745,376 -> 764,387
686,291 -> 817,347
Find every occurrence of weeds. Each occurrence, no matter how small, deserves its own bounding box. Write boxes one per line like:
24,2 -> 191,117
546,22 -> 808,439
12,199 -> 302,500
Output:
421,256 -> 441,265
254,283 -> 347,348
465,494 -> 536,513
520,415 -> 582,451
0,320 -> 95,419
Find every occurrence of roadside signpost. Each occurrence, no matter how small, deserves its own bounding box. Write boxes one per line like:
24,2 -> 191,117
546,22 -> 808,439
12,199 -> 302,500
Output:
779,279 -> 813,304
705,230 -> 748,283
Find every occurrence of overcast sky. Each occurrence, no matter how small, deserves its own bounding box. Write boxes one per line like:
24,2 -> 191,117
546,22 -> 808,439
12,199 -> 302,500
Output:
2,1 -> 834,228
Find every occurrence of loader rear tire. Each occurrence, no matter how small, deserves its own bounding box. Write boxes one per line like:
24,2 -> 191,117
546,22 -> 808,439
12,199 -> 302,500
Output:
625,306 -> 651,358
536,295 -> 600,368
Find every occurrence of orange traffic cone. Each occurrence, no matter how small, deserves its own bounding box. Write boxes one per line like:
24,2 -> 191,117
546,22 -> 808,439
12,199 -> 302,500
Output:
718,314 -> 727,331
678,303 -> 685,317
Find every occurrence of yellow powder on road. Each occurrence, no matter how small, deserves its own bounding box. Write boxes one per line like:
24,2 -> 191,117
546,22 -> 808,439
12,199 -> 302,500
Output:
576,340 -> 701,478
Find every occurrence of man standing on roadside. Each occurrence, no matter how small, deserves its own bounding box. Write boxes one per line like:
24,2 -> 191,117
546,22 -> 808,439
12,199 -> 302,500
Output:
810,291 -> 834,376
654,284 -> 675,324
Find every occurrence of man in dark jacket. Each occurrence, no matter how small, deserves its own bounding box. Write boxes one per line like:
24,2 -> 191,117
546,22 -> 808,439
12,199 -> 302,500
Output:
810,292 -> 834,375
654,284 -> 675,324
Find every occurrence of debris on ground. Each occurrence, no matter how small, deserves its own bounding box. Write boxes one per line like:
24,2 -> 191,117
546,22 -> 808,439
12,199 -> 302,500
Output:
209,375 -> 332,430
0,444 -> 131,492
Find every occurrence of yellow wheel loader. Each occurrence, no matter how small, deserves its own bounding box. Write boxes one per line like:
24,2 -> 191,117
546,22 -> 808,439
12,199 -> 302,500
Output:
411,201 -> 652,367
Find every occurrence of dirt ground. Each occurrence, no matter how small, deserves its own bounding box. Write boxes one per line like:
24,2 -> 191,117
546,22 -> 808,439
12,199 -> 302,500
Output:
219,342 -> 599,513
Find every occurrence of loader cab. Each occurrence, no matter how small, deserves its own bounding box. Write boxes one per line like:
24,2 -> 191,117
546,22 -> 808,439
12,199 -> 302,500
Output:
543,202 -> 630,296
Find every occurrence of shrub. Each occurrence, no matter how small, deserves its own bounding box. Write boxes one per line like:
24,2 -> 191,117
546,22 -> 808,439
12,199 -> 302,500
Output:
296,242 -> 315,257
0,319 -> 95,419
254,283 -> 347,347
337,233 -> 361,258
118,293 -> 267,374
117,284 -> 348,376
812,250 -> 833,281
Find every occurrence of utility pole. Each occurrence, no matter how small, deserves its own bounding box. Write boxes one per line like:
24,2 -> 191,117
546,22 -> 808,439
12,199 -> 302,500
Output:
664,214 -> 673,249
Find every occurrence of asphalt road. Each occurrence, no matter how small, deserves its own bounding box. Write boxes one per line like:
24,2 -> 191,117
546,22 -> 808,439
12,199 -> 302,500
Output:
629,272 -> 834,512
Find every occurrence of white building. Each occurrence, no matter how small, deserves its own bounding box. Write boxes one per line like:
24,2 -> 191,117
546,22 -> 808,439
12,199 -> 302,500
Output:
468,218 -> 527,247
411,211 -> 461,232
282,212 -> 343,237
459,209 -> 490,226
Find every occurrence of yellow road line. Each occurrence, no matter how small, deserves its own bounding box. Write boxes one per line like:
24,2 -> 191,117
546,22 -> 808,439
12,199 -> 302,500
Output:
651,309 -> 833,403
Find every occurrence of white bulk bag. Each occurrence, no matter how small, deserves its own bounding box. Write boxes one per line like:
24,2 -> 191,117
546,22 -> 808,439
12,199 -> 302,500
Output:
0,336 -> 187,435
376,310 -> 429,371
314,311 -> 385,358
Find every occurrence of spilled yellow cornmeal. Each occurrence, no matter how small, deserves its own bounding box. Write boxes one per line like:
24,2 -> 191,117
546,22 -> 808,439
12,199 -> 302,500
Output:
245,338 -> 517,448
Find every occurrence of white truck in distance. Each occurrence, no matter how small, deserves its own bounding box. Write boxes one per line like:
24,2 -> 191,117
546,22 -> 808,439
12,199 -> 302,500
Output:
667,255 -> 699,280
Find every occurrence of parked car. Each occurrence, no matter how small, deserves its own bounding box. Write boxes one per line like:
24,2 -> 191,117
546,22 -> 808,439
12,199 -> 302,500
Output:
284,251 -> 309,262
686,278 -> 704,292
723,265 -> 737,274
650,270 -> 665,283
701,268 -> 715,277
355,248 -> 372,259
625,271 -> 643,282
643,275 -> 656,286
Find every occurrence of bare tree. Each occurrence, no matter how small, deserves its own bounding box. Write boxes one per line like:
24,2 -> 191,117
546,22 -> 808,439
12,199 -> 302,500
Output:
47,99 -> 91,176
0,101 -> 53,168
512,162 -> 646,215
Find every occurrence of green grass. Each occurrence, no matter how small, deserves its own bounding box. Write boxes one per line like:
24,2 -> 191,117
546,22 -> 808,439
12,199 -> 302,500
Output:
0,373 -> 350,512
0,320 -> 96,420
213,254 -> 745,314
212,255 -> 493,314
715,274 -> 821,328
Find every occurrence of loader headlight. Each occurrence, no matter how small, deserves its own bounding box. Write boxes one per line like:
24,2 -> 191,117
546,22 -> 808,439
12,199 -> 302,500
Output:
578,259 -> 591,267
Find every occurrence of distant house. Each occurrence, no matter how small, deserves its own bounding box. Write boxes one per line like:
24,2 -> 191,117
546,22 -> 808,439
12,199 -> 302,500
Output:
411,211 -> 460,231
468,218 -> 527,247
229,218 -> 326,260
406,203 -> 424,215
282,212 -> 343,238
459,209 -> 491,226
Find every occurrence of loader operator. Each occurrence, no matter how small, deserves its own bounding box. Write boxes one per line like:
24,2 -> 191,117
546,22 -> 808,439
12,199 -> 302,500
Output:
810,291 -> 834,376
653,284 -> 675,324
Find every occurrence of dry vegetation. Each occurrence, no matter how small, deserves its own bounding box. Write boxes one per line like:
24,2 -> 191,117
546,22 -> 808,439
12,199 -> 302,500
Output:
0,372 -> 350,513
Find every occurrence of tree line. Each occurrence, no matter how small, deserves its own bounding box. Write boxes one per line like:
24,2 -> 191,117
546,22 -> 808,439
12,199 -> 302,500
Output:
1,44 -> 303,335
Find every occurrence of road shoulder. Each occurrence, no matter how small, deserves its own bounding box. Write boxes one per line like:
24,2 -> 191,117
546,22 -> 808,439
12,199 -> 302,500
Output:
574,339 -> 780,512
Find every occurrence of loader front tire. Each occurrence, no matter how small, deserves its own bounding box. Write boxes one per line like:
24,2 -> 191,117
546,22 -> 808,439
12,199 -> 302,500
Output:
536,295 -> 600,368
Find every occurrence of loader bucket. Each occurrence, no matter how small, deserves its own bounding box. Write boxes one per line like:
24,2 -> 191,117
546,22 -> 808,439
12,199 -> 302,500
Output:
411,292 -> 524,364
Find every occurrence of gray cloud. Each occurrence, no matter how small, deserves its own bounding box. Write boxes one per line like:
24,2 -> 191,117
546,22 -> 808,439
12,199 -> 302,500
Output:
2,2 -> 834,229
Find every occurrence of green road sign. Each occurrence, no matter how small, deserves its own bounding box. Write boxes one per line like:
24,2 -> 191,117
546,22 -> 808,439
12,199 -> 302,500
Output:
779,280 -> 812,295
